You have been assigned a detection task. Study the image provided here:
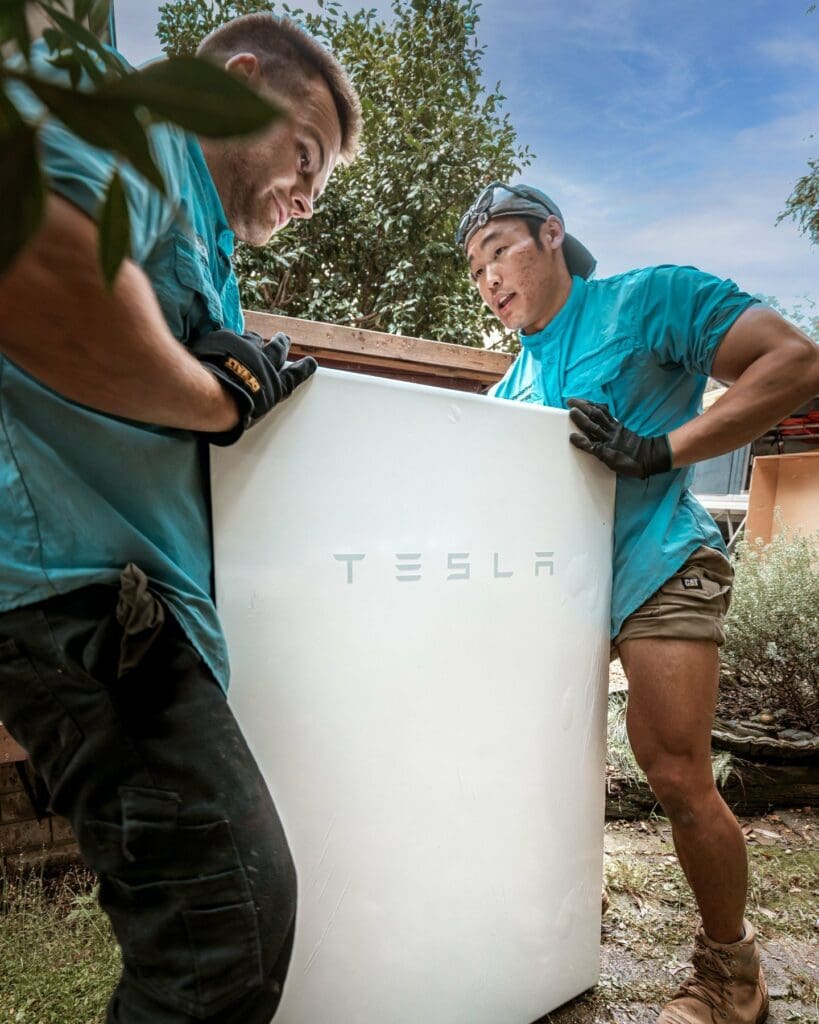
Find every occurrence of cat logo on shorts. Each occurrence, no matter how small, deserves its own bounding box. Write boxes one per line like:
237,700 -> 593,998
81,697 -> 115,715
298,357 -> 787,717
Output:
682,577 -> 703,590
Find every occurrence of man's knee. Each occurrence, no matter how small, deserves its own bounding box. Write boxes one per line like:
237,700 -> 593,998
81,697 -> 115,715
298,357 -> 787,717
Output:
640,757 -> 716,824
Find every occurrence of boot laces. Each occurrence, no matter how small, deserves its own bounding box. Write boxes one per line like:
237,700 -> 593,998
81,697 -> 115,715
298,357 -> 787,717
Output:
673,943 -> 733,1017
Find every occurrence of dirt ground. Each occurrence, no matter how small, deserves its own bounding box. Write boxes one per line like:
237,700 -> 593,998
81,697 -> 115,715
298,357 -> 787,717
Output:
537,808 -> 819,1024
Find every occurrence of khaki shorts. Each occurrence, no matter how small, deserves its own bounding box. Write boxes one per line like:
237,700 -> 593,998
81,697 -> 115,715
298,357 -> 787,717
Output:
612,545 -> 734,653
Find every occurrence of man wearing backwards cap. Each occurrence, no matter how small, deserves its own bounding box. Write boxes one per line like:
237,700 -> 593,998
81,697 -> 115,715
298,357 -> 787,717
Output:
458,182 -> 819,1024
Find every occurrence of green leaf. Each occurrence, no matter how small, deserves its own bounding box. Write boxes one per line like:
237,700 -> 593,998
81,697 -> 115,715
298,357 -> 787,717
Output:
45,50 -> 81,89
98,168 -> 131,286
73,0 -> 97,19
0,87 -> 25,136
0,123 -> 45,276
42,26 -> 65,51
86,0 -> 112,39
39,2 -> 121,75
101,57 -> 283,137
43,25 -> 106,85
15,73 -> 166,192
0,1 -> 31,57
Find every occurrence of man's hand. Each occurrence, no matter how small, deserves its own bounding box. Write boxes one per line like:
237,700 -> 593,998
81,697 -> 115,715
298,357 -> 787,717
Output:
567,398 -> 672,479
190,329 -> 317,446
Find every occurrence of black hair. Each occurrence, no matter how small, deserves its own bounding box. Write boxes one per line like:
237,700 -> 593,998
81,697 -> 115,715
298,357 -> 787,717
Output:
519,215 -> 547,250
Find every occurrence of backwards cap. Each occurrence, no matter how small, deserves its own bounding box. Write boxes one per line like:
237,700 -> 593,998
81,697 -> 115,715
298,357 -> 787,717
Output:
457,182 -> 596,280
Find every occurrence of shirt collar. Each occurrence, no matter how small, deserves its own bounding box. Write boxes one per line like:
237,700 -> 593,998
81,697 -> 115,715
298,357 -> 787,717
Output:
187,136 -> 235,260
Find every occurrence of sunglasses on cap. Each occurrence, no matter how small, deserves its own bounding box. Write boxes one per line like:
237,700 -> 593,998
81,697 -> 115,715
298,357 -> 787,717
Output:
455,182 -> 561,248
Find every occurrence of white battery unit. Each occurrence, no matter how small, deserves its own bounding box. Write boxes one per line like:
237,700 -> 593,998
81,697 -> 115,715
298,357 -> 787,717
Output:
211,368 -> 614,1024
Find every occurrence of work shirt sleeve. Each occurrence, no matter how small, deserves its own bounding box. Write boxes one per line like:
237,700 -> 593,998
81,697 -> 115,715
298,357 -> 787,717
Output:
38,121 -> 179,266
634,265 -> 759,377
9,43 -> 179,267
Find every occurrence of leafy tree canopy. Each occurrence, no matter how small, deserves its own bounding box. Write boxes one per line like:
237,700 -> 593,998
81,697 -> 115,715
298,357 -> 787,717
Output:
780,158 -> 818,247
157,0 -> 532,349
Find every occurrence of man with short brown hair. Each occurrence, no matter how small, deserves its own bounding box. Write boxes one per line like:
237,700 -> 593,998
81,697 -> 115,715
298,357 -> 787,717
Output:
0,14 -> 360,1023
196,12 -> 360,244
458,181 -> 819,1024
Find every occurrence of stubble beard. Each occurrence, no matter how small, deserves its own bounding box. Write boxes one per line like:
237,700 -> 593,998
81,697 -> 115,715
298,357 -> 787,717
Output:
222,149 -> 270,246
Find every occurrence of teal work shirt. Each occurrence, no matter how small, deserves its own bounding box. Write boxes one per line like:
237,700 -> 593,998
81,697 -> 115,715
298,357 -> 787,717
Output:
490,266 -> 758,638
1,44 -> 243,689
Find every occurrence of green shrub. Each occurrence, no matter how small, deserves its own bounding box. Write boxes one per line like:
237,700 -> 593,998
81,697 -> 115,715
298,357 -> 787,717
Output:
722,526 -> 819,731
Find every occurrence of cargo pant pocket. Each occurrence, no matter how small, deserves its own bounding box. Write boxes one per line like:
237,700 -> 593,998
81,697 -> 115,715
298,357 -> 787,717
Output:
85,810 -> 263,1018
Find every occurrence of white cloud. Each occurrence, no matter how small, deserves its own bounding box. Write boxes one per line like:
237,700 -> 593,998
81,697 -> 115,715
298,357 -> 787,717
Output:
758,38 -> 819,70
732,105 -> 819,157
482,0 -> 701,131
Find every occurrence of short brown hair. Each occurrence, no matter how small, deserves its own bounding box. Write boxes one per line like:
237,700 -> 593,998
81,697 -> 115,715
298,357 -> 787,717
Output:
197,13 -> 361,163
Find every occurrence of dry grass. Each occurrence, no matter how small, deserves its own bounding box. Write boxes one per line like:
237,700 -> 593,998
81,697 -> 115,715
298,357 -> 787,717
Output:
604,854 -> 652,904
576,816 -> 819,1024
746,848 -> 819,942
787,968 -> 819,1015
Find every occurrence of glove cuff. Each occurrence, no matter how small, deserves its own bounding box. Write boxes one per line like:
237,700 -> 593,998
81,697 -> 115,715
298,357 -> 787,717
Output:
647,434 -> 673,476
199,363 -> 255,447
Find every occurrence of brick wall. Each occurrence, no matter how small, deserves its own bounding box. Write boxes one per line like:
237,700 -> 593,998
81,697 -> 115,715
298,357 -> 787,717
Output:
0,762 -> 80,869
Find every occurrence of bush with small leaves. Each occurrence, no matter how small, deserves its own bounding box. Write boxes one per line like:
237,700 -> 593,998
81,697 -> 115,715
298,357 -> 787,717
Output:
722,526 -> 819,732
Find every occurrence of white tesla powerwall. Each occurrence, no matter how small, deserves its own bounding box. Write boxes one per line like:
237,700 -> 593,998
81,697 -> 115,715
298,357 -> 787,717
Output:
211,368 -> 614,1024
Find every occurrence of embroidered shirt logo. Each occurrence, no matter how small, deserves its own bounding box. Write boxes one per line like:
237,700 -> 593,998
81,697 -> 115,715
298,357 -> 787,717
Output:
509,382 -> 543,404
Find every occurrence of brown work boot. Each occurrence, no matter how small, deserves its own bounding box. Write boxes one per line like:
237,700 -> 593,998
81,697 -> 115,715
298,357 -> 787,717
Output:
658,920 -> 768,1024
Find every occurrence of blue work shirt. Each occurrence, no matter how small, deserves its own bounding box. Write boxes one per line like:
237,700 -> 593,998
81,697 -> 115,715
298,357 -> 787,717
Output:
1,43 -> 243,689
490,267 -> 758,638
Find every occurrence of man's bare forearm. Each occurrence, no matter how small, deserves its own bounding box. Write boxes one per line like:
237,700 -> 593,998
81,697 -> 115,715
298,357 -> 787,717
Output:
0,194 -> 239,434
669,312 -> 819,468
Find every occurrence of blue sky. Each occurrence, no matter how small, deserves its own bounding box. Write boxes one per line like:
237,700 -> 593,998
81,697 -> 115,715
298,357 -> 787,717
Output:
113,0 -> 818,314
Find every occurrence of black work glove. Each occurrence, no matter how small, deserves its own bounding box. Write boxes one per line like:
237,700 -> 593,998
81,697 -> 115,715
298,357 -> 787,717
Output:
189,329 -> 317,446
567,398 -> 672,479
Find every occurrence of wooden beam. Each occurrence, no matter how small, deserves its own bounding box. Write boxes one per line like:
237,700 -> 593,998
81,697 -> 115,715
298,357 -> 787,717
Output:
243,311 -> 512,390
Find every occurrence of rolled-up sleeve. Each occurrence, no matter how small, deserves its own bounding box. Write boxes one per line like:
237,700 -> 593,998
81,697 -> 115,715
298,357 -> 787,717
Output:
636,265 -> 759,377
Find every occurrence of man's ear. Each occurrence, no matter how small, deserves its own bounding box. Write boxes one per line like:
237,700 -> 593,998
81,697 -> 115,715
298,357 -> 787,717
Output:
224,52 -> 262,86
541,215 -> 565,251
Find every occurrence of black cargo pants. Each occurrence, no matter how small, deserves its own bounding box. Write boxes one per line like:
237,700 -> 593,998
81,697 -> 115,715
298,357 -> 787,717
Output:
0,570 -> 297,1023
